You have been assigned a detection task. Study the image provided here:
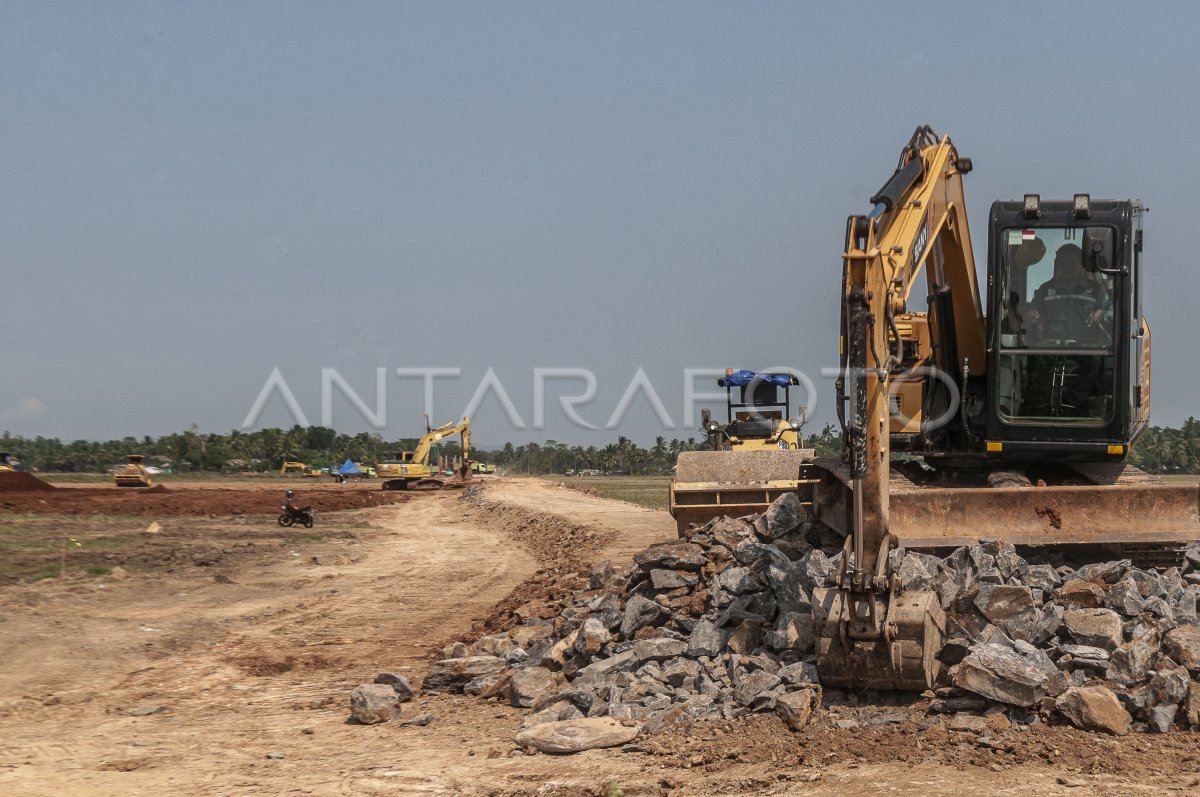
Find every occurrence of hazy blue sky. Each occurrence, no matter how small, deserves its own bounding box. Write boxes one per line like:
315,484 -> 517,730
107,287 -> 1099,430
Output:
2,1 -> 1198,446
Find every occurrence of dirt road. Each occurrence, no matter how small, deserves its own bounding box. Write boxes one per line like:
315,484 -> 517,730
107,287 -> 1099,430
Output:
0,491 -> 542,795
0,480 -> 1196,795
481,477 -> 676,561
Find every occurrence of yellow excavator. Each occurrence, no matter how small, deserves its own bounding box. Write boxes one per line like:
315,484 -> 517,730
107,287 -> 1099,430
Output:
280,460 -> 309,477
808,125 -> 1200,691
378,416 -> 473,490
0,452 -> 15,472
669,369 -> 815,534
113,454 -> 153,487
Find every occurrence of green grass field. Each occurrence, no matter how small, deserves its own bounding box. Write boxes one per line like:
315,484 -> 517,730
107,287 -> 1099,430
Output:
563,475 -> 672,511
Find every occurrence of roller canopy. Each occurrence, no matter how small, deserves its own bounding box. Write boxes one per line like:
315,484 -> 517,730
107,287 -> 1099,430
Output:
718,370 -> 797,388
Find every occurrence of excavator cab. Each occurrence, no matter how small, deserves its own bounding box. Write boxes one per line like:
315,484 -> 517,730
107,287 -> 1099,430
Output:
984,197 -> 1147,456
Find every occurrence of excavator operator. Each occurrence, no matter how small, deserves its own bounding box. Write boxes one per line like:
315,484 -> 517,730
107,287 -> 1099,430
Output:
1026,243 -> 1110,346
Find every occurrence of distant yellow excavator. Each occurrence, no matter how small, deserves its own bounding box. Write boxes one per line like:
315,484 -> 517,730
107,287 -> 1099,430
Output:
279,460 -> 309,477
378,416 -> 473,490
0,452 -> 15,472
113,454 -> 153,488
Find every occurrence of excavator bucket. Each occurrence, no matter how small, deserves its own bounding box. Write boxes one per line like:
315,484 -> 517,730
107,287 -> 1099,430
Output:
669,450 -> 817,535
812,587 -> 945,691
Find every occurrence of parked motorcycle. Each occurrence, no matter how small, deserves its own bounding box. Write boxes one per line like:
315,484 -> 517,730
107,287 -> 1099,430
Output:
278,503 -> 314,528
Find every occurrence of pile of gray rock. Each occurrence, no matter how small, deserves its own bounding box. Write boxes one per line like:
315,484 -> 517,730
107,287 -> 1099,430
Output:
939,544 -> 1200,734
421,494 -> 825,742
360,492 -> 1200,743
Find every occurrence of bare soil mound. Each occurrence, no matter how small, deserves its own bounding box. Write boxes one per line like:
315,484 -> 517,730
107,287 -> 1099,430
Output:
0,484 -> 407,516
0,471 -> 56,492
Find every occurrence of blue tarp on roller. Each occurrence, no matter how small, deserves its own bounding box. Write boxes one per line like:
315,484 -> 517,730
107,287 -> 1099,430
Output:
721,370 -> 794,387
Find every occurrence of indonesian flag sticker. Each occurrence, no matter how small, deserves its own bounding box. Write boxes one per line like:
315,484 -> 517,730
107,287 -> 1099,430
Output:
1022,229 -> 1037,240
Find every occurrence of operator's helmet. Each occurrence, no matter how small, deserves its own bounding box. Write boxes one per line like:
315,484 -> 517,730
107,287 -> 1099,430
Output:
286,490 -> 294,499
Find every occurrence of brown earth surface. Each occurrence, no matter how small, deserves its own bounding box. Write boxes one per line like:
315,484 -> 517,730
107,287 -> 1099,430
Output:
0,476 -> 1198,796
0,471 -> 57,492
0,478 -> 408,516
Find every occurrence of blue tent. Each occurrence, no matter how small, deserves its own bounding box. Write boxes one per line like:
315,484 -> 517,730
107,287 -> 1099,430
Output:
337,459 -> 362,475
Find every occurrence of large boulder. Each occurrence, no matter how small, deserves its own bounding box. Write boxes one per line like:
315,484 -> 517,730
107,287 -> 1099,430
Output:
350,683 -> 403,724
633,542 -> 706,572
620,595 -> 670,638
1105,576 -> 1147,617
973,584 -> 1039,642
373,672 -> 415,702
775,686 -> 821,730
766,562 -> 812,614
574,618 -> 611,658
951,643 -> 1066,707
1149,704 -> 1178,733
716,566 -> 765,595
1057,579 -> 1106,609
424,656 -> 507,693
514,717 -> 641,754
641,701 -> 696,736
632,637 -> 687,663
1055,686 -> 1132,735
897,554 -> 933,591
575,649 -> 638,682
1148,665 -> 1192,707
1163,625 -> 1200,675
733,669 -> 782,707
649,569 -> 699,590
764,611 -> 815,654
686,618 -> 728,658
661,658 -> 701,689
1106,629 -> 1160,686
1183,681 -> 1200,728
509,667 -> 565,708
1061,608 -> 1123,652
1018,563 -> 1062,592
764,492 -> 806,539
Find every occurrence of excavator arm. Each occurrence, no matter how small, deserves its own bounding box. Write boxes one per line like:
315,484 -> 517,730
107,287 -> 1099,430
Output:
412,417 -> 472,469
815,126 -> 984,690
838,126 -> 983,590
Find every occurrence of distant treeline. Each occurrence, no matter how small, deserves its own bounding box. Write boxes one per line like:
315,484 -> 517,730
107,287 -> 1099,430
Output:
1128,418 -> 1200,474
1,418 -> 1195,475
0,425 -> 722,476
